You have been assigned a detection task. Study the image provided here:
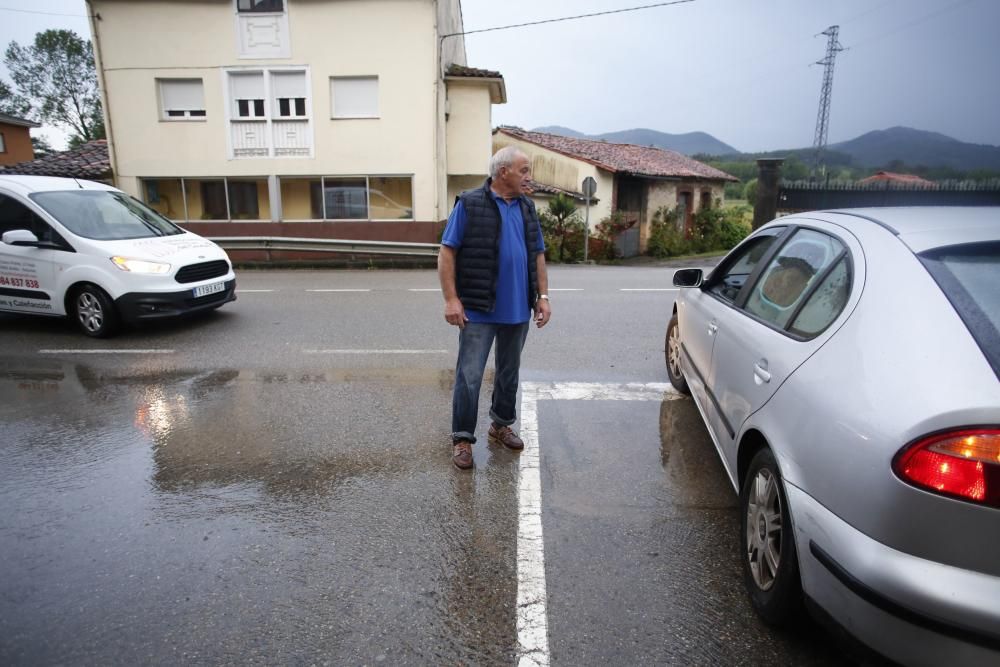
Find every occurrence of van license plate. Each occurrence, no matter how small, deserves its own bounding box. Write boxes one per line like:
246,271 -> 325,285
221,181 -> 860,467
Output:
193,282 -> 225,298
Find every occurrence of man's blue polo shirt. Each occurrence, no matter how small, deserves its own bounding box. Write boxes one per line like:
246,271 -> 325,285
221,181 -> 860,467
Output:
441,193 -> 545,324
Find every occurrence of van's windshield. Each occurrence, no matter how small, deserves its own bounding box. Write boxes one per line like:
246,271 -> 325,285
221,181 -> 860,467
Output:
30,190 -> 184,240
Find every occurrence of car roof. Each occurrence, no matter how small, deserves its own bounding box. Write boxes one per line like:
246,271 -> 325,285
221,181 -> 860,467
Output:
792,207 -> 1000,254
0,174 -> 118,196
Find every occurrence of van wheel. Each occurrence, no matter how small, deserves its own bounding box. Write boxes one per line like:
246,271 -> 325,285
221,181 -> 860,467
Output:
72,284 -> 119,338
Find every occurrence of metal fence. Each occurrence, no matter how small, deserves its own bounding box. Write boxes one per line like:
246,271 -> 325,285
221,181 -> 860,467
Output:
209,236 -> 440,257
778,179 -> 1000,210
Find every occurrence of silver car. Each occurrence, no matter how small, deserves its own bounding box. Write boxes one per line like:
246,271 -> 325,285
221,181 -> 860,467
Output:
666,207 -> 999,666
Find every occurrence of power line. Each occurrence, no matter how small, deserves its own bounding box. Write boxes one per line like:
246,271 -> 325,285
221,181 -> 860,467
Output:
0,6 -> 92,18
441,0 -> 695,39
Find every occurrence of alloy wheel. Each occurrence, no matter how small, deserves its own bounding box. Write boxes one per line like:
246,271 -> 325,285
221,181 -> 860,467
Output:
668,322 -> 682,379
77,292 -> 104,334
746,467 -> 782,591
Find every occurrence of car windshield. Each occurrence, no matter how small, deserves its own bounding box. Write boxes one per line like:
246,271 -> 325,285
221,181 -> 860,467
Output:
920,241 -> 1000,378
29,190 -> 184,240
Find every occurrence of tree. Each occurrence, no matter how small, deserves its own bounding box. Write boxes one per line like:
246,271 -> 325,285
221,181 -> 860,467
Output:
538,194 -> 584,263
31,135 -> 55,158
0,78 -> 31,117
4,30 -> 105,146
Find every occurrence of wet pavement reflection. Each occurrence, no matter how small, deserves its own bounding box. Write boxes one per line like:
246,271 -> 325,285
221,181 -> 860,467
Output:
538,396 -> 848,666
0,357 -> 516,665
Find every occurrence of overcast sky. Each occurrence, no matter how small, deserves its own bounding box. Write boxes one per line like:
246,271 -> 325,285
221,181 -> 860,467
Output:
2,0 -> 998,152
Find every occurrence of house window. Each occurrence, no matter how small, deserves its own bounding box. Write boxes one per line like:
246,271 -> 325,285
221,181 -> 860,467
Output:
237,0 -> 283,12
700,191 -> 712,211
231,72 -> 266,119
331,76 -> 378,118
141,177 -> 270,221
159,79 -> 206,120
0,133 -> 6,153
272,71 -> 307,118
227,180 -> 261,219
277,175 -> 413,221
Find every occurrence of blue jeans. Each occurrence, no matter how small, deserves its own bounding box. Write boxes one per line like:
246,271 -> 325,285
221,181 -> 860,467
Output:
451,321 -> 530,443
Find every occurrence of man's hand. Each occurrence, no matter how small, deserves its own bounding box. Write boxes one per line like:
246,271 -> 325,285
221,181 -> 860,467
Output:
445,297 -> 468,329
534,298 -> 551,328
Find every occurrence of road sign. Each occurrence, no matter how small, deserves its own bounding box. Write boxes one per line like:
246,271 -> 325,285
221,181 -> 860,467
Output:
582,177 -> 597,198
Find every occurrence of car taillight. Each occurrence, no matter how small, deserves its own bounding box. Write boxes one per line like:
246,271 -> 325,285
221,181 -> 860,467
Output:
893,429 -> 1000,508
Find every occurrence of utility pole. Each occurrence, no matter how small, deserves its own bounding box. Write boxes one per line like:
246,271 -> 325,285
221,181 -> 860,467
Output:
812,25 -> 844,179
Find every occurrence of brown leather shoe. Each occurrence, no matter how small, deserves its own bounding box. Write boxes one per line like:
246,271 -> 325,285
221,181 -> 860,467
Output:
452,440 -> 473,469
488,423 -> 524,450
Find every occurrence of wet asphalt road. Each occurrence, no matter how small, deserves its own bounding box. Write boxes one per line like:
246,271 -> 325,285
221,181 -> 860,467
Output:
0,265 -> 851,665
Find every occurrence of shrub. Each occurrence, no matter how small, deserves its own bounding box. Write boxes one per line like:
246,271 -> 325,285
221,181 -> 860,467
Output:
594,211 -> 631,260
647,206 -> 691,258
744,178 -> 758,206
538,194 -> 585,263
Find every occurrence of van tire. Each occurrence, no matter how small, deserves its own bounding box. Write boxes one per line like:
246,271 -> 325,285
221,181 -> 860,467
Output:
71,284 -> 120,338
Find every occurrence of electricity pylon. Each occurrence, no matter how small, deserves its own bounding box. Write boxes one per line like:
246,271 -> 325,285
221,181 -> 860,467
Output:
812,25 -> 844,178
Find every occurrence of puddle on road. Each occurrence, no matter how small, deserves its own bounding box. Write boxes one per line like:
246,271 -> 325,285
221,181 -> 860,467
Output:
0,356 -> 519,664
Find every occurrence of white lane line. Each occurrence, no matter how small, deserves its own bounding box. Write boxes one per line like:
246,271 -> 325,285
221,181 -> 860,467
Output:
39,349 -> 175,354
306,288 -> 371,292
236,289 -> 274,293
303,349 -> 448,354
620,288 -> 678,292
515,381 -> 682,667
408,288 -> 441,292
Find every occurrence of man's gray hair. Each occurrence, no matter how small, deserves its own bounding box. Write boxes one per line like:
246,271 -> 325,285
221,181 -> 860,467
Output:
489,146 -> 527,179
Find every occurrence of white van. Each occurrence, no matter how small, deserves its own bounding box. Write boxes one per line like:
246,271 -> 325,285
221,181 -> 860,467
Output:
0,175 -> 236,337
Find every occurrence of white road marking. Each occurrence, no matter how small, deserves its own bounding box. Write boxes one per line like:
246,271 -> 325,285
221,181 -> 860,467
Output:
303,349 -> 448,354
408,288 -> 441,292
515,381 -> 683,667
38,349 -> 175,354
236,289 -> 274,293
306,289 -> 371,292
619,288 -> 678,292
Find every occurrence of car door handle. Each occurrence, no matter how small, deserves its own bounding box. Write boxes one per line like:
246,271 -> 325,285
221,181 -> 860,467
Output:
753,362 -> 771,384
707,323 -> 718,336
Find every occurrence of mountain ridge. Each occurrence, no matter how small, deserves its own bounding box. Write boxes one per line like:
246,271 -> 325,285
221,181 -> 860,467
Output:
529,125 -> 1000,171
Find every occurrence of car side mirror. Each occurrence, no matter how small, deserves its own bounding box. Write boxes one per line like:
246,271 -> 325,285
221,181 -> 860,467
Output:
673,268 -> 703,288
2,229 -> 40,246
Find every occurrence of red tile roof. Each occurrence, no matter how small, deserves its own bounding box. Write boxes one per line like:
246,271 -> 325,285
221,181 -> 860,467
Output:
0,139 -> 111,181
497,127 -> 738,182
526,179 -> 599,203
858,171 -> 935,186
446,64 -> 503,79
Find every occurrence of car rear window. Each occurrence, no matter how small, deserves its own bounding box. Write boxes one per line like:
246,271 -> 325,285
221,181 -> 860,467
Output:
920,241 -> 1000,379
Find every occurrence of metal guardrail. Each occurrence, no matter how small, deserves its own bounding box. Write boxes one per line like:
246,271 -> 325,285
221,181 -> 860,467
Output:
208,236 -> 440,257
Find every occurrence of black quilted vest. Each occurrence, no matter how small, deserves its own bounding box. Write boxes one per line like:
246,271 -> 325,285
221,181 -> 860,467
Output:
455,179 -> 541,313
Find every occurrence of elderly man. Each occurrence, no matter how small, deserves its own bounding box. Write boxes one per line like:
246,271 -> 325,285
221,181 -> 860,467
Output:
438,146 -> 552,470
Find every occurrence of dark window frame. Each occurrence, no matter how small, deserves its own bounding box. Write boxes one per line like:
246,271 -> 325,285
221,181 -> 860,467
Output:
237,0 -> 283,13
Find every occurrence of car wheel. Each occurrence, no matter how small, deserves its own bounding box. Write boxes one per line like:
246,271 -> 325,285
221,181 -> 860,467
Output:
740,448 -> 801,626
72,284 -> 120,338
665,313 -> 690,394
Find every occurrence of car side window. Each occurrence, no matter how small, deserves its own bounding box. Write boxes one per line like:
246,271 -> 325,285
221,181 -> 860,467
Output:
708,230 -> 784,303
0,193 -> 70,248
744,229 -> 845,330
789,257 -> 851,336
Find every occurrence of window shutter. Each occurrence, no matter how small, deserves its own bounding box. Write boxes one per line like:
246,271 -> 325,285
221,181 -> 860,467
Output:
332,77 -> 378,118
161,79 -> 204,111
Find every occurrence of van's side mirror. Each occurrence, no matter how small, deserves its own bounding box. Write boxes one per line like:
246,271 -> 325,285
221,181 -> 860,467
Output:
673,268 -> 704,288
2,229 -> 40,246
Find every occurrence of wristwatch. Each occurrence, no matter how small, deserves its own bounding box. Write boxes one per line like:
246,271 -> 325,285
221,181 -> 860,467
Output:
537,294 -> 550,301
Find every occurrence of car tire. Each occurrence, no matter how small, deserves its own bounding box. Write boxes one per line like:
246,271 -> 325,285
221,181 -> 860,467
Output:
72,284 -> 120,338
665,313 -> 690,395
740,448 -> 802,626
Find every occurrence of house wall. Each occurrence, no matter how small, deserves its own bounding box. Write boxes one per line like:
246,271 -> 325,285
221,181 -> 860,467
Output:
446,83 -> 491,177
492,132 -> 614,230
0,123 -> 34,165
90,0 -> 460,239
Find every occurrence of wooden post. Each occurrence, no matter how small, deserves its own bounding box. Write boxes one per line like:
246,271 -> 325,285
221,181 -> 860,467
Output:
753,158 -> 784,230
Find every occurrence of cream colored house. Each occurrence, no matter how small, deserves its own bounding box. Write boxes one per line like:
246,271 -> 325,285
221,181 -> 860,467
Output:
494,127 -> 738,254
86,0 -> 504,249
